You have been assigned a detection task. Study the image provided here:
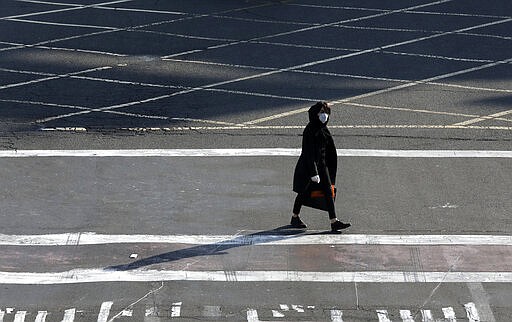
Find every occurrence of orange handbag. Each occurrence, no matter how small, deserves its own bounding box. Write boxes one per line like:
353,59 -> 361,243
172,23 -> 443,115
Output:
303,184 -> 336,211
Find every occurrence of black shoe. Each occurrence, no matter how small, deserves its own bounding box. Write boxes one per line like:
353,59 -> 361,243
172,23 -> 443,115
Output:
331,220 -> 351,231
290,216 -> 307,228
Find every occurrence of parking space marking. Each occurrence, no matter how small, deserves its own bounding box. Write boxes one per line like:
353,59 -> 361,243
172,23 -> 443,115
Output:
453,108 -> 512,126
29,1 -> 492,124
0,1 -> 275,54
0,66 -> 111,90
2,1 -> 509,131
161,0 -> 454,58
244,55 -> 512,125
0,0 -> 133,20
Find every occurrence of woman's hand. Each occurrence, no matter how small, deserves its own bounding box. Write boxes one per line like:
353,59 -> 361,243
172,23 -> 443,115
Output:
311,175 -> 320,183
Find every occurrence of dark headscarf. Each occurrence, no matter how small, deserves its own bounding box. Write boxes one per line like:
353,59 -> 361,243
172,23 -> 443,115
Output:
308,101 -> 332,139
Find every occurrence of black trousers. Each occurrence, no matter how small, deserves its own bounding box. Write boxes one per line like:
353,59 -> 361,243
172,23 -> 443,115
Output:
293,182 -> 336,219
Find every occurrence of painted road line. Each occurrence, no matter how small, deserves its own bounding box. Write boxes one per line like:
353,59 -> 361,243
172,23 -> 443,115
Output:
35,311 -> 48,322
62,308 -> 76,322
171,302 -> 182,318
1,149 -> 512,158
377,310 -> 392,322
13,311 -> 26,322
97,301 -> 113,322
421,310 -> 434,322
464,302 -> 481,322
2,270 -> 512,284
442,307 -> 456,321
2,232 -> 512,246
399,310 -> 414,322
330,310 -> 344,322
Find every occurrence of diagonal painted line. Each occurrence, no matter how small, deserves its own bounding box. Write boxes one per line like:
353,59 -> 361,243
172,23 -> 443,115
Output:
1,0 -> 133,20
39,4 -> 510,124
245,55 -> 512,125
452,109 -> 512,126
0,66 -> 112,90
161,0 -> 455,58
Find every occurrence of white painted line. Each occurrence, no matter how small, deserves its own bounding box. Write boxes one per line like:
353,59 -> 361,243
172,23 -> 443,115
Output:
61,308 -> 76,322
442,307 -> 456,321
0,0 -> 132,20
171,302 -> 182,318
330,309 -> 343,322
292,305 -> 304,313
421,310 -> 433,322
453,109 -> 512,126
1,149 -> 512,158
271,310 -> 284,317
97,301 -> 113,322
112,124 -> 512,132
2,232 -> 512,246
3,270 -> 512,284
120,309 -> 132,317
377,310 -> 392,322
5,18 -> 117,30
44,1 -> 512,124
246,309 -> 259,322
279,305 -> 289,311
464,302 -> 481,322
0,66 -> 112,90
13,311 -> 26,322
145,307 -> 156,317
0,310 -> 4,322
400,310 -> 415,322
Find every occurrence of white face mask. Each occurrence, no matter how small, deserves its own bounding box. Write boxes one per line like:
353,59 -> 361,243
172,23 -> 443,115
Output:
319,112 -> 329,123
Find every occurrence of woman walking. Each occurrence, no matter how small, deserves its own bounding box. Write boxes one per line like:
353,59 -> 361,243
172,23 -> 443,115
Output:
291,102 -> 351,231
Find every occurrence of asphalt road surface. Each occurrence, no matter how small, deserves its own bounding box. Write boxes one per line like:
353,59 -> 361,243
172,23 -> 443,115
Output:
0,0 -> 511,321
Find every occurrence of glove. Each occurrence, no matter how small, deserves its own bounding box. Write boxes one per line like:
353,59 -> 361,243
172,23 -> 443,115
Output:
311,175 -> 320,183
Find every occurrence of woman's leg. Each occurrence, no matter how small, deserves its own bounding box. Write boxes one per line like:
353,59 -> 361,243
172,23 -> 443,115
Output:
291,193 -> 307,228
293,192 -> 305,215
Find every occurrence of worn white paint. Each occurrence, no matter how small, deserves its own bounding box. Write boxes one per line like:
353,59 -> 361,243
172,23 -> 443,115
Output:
377,310 -> 392,322
61,308 -> 75,322
97,302 -> 113,322
2,232 -> 512,246
171,302 -> 182,318
421,310 -> 433,322
246,309 -> 259,322
464,302 -> 481,322
35,311 -> 48,322
330,309 -> 344,322
2,269 -> 512,284
13,311 -> 26,322
400,310 -> 415,322
271,310 -> 284,317
442,307 -> 456,321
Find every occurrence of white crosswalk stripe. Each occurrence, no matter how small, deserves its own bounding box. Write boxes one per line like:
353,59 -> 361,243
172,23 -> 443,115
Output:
61,308 -> 75,322
35,311 -> 48,322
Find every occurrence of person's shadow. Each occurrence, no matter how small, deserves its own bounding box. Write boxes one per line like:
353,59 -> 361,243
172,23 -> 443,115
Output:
107,225 -> 332,271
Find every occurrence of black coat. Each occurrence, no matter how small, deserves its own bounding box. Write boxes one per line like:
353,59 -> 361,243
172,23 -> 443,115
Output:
293,105 -> 337,193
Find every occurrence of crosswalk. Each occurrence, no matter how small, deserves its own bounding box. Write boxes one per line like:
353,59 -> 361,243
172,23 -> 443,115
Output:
0,301 -> 482,321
